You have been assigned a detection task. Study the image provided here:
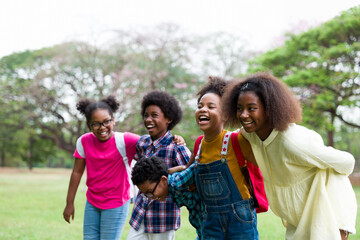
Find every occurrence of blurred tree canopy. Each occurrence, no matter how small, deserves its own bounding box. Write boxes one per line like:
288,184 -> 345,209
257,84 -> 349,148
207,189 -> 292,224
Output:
1,6 -> 360,170
0,24 -> 247,168
248,6 -> 360,148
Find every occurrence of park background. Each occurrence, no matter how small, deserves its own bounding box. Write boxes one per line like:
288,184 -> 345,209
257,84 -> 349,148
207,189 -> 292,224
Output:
1,1 -> 360,239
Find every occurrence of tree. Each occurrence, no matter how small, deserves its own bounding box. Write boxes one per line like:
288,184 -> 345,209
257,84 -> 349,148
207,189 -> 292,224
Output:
0,24 -> 205,167
248,6 -> 360,147
109,23 -> 205,142
0,24 -> 252,167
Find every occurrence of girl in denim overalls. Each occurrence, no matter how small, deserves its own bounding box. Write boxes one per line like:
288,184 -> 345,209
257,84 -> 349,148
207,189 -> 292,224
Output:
188,76 -> 259,239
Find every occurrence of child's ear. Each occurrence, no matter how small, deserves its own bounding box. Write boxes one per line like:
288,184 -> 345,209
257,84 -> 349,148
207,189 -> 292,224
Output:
87,123 -> 91,131
161,175 -> 168,186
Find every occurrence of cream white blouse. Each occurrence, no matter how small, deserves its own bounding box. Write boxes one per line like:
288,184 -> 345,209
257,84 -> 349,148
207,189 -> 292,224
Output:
242,123 -> 357,240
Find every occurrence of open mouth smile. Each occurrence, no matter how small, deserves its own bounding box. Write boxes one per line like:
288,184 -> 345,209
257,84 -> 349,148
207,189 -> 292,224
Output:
198,115 -> 210,123
241,120 -> 254,126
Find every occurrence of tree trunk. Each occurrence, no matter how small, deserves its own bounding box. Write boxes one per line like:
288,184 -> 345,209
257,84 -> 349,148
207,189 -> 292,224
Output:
28,136 -> 34,170
327,130 -> 334,147
327,113 -> 335,147
1,145 -> 5,167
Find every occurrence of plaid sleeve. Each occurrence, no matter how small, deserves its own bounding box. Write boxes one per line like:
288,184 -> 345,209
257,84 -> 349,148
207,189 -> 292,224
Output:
129,194 -> 149,230
168,163 -> 203,239
134,136 -> 148,161
173,144 -> 190,166
170,163 -> 195,189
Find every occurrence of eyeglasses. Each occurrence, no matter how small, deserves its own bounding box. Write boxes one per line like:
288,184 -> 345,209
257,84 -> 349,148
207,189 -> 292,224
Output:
89,119 -> 113,130
143,179 -> 161,199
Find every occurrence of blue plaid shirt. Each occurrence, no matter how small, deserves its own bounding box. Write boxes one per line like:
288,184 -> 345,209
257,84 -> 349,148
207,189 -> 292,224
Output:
168,163 -> 203,239
129,131 -> 190,233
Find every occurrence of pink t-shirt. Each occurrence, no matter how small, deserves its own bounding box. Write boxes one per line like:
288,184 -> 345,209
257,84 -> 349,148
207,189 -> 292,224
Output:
73,132 -> 139,209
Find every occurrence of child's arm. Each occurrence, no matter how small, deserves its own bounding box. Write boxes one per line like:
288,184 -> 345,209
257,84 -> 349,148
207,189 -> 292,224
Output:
124,132 -> 141,161
168,165 -> 186,174
173,135 -> 186,146
169,163 -> 196,188
186,135 -> 203,168
169,152 -> 194,173
289,126 -> 355,175
243,146 -> 258,167
173,139 -> 191,166
63,158 -> 85,223
186,152 -> 195,168
238,134 -> 258,167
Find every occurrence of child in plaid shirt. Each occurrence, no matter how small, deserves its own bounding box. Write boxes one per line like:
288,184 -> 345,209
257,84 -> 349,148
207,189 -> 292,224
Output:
127,90 -> 190,240
131,156 -> 203,240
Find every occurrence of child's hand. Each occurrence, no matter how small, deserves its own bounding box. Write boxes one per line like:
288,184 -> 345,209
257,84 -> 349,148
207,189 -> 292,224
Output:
63,204 -> 75,224
168,165 -> 186,174
173,135 -> 186,146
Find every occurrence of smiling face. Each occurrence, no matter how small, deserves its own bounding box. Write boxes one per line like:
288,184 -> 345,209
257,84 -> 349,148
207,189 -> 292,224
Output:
196,92 -> 225,139
137,176 -> 169,201
143,105 -> 172,140
236,91 -> 272,141
89,108 -> 115,142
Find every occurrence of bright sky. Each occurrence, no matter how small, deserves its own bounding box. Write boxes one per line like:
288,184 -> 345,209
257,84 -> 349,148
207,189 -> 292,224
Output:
0,0 -> 359,58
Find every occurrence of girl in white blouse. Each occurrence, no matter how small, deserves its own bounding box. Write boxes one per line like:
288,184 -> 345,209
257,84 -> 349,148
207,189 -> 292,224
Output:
222,72 -> 357,240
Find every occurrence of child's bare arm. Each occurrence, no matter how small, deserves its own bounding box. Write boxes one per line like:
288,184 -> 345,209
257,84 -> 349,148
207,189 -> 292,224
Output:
168,151 -> 196,173
173,135 -> 186,146
186,152 -> 195,168
168,165 -> 186,174
238,136 -> 258,167
169,152 -> 195,174
245,148 -> 258,167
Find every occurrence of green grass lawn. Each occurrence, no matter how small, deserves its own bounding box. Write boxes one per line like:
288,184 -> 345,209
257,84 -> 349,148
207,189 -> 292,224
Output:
0,168 -> 359,240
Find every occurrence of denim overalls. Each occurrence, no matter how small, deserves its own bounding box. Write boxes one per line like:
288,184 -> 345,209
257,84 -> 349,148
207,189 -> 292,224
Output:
195,133 -> 258,240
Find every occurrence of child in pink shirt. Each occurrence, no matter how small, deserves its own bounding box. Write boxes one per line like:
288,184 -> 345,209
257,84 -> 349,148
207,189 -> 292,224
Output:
63,96 -> 139,240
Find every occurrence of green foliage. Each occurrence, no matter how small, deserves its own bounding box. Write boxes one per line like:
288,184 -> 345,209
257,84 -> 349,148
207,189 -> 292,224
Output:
0,24 -> 250,168
335,126 -> 360,170
248,6 -> 360,147
0,27 -> 202,167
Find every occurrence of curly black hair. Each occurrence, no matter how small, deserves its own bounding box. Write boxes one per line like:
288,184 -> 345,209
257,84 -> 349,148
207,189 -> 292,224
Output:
131,156 -> 168,186
197,76 -> 228,103
141,90 -> 182,130
222,72 -> 302,131
76,95 -> 120,123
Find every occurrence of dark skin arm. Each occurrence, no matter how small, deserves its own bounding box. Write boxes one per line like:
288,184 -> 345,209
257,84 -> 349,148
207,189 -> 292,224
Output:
241,143 -> 258,167
186,152 -> 195,168
237,133 -> 258,167
173,135 -> 186,146
63,158 -> 85,224
168,165 -> 186,174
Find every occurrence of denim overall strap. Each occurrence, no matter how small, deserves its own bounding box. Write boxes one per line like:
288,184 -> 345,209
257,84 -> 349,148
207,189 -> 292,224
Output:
194,133 -> 231,161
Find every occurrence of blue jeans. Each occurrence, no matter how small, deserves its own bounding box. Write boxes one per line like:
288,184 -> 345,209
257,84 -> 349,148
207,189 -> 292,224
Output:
195,158 -> 258,240
83,200 -> 130,240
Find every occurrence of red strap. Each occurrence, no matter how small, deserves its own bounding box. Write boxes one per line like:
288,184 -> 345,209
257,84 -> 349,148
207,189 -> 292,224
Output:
193,135 -> 204,159
230,132 -> 246,166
